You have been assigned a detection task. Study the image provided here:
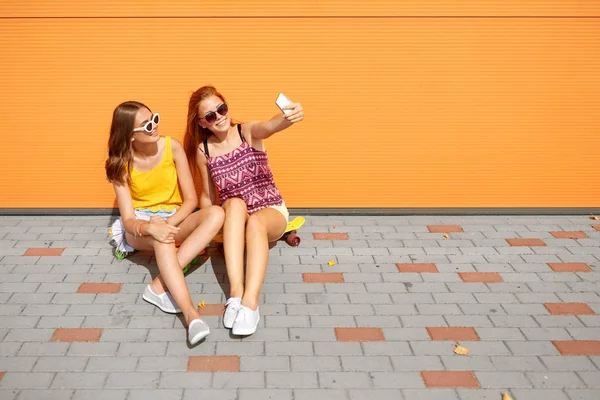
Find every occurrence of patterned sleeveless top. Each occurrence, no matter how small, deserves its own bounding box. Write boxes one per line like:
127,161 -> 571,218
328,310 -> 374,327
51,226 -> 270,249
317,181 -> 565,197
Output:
201,125 -> 283,214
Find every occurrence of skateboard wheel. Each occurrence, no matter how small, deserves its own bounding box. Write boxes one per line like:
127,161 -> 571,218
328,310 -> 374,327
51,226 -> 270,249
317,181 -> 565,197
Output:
286,234 -> 301,247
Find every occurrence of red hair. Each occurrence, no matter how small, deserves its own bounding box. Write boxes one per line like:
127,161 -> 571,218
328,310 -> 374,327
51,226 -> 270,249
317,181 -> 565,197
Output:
183,85 -> 234,173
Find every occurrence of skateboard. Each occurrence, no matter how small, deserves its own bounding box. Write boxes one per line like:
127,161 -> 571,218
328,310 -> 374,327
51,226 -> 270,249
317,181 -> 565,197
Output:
213,216 -> 306,247
282,216 -> 305,246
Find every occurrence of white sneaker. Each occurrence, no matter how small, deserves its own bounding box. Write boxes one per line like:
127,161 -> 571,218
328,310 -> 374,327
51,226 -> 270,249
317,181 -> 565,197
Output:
188,318 -> 210,345
142,285 -> 181,314
223,297 -> 242,329
231,305 -> 260,336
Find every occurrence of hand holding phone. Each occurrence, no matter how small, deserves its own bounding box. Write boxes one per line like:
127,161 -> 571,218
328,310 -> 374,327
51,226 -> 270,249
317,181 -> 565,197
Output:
276,93 -> 293,114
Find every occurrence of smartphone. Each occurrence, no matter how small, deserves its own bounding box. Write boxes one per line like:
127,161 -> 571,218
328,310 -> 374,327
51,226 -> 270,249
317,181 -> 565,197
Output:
276,93 -> 293,114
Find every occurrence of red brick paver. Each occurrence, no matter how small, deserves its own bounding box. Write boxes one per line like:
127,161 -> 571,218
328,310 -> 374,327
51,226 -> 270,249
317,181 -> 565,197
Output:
0,371 -> 4,382
592,224 -> 600,231
303,273 -> 344,283
50,328 -> 103,342
24,248 -> 64,256
77,283 -> 122,294
547,263 -> 592,273
188,356 -> 240,372
396,263 -> 439,273
550,231 -> 588,239
198,304 -> 225,316
506,238 -> 546,247
335,328 -> 385,342
458,272 -> 503,283
427,225 -> 463,233
545,303 -> 595,315
552,341 -> 600,356
421,371 -> 479,388
312,232 -> 349,240
427,327 -> 480,341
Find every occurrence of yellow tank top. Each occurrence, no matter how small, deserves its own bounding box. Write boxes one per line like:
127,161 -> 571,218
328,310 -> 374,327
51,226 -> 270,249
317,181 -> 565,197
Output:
129,136 -> 182,212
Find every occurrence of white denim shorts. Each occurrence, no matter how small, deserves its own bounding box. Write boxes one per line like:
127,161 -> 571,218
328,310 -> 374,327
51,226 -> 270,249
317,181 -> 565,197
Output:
109,208 -> 177,254
268,200 -> 289,223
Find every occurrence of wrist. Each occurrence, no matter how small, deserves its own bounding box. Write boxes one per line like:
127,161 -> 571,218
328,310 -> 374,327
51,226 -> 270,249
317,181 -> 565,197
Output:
135,221 -> 148,237
166,217 -> 179,227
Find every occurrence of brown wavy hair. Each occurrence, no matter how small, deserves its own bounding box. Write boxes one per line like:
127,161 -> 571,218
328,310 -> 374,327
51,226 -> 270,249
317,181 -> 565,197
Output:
183,85 -> 235,173
105,101 -> 151,184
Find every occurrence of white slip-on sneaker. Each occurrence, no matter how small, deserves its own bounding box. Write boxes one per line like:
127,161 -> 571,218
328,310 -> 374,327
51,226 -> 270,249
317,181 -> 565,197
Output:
188,318 -> 210,345
223,297 -> 242,329
142,285 -> 182,314
231,305 -> 260,336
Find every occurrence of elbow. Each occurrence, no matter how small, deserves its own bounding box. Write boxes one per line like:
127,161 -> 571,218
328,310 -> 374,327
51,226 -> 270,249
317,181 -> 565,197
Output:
187,197 -> 199,210
199,196 -> 212,209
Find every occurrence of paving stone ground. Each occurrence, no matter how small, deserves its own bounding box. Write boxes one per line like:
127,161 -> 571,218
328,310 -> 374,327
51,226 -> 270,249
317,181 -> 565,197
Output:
0,214 -> 599,400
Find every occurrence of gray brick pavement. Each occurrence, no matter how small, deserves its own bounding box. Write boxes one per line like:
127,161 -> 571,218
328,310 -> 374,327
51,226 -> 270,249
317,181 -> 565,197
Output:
0,215 -> 599,398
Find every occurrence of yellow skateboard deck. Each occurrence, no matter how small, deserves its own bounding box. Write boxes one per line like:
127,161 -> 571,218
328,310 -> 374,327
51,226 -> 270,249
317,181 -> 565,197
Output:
285,216 -> 305,233
214,216 -> 305,246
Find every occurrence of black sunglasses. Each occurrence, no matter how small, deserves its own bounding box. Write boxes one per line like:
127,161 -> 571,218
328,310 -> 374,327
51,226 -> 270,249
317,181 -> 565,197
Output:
201,103 -> 229,124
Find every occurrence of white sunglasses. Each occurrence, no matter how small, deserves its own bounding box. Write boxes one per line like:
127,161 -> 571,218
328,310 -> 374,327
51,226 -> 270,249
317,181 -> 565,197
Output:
133,113 -> 160,133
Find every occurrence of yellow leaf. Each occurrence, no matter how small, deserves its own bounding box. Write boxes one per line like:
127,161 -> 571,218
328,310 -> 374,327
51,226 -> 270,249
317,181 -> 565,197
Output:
328,260 -> 336,267
590,216 -> 598,220
502,392 -> 514,400
443,234 -> 449,239
454,343 -> 470,355
332,225 -> 336,229
197,301 -> 205,308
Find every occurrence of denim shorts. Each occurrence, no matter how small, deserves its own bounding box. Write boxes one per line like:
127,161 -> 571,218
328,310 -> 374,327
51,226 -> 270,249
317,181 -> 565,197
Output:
109,208 -> 178,254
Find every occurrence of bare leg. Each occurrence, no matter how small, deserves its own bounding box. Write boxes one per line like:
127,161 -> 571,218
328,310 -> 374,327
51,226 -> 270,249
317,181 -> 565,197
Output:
242,208 -> 287,310
222,198 -> 248,299
175,205 -> 225,267
148,240 -> 200,326
127,206 -> 224,296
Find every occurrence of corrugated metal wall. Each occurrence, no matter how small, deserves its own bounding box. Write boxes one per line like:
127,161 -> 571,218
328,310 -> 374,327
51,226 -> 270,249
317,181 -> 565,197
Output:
1,1 -> 599,209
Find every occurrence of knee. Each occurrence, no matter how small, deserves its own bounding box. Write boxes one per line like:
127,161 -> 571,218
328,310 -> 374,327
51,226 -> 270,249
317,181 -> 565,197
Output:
224,197 -> 247,216
207,205 -> 225,225
152,240 -> 176,252
246,214 -> 267,237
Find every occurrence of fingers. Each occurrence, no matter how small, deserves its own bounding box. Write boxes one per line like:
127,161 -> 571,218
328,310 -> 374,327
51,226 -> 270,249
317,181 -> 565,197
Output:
287,114 -> 304,123
167,224 -> 180,234
150,224 -> 180,244
283,103 -> 304,123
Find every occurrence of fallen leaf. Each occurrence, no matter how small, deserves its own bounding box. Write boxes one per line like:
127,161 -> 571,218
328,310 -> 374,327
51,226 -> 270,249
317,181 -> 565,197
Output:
332,225 -> 336,229
502,392 -> 514,400
328,260 -> 336,267
197,301 -> 205,308
443,234 -> 449,239
590,216 -> 598,220
454,343 -> 470,355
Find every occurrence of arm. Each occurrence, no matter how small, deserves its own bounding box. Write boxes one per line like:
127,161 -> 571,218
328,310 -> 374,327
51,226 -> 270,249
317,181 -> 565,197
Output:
113,180 -> 143,236
247,101 -> 304,140
166,138 -> 198,227
195,148 -> 217,209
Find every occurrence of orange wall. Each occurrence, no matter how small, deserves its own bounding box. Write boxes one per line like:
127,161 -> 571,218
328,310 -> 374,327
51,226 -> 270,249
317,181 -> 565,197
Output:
1,1 -> 599,208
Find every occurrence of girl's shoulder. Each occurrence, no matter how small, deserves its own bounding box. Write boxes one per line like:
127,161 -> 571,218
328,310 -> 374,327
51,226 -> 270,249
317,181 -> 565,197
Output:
238,122 -> 257,147
170,136 -> 183,149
